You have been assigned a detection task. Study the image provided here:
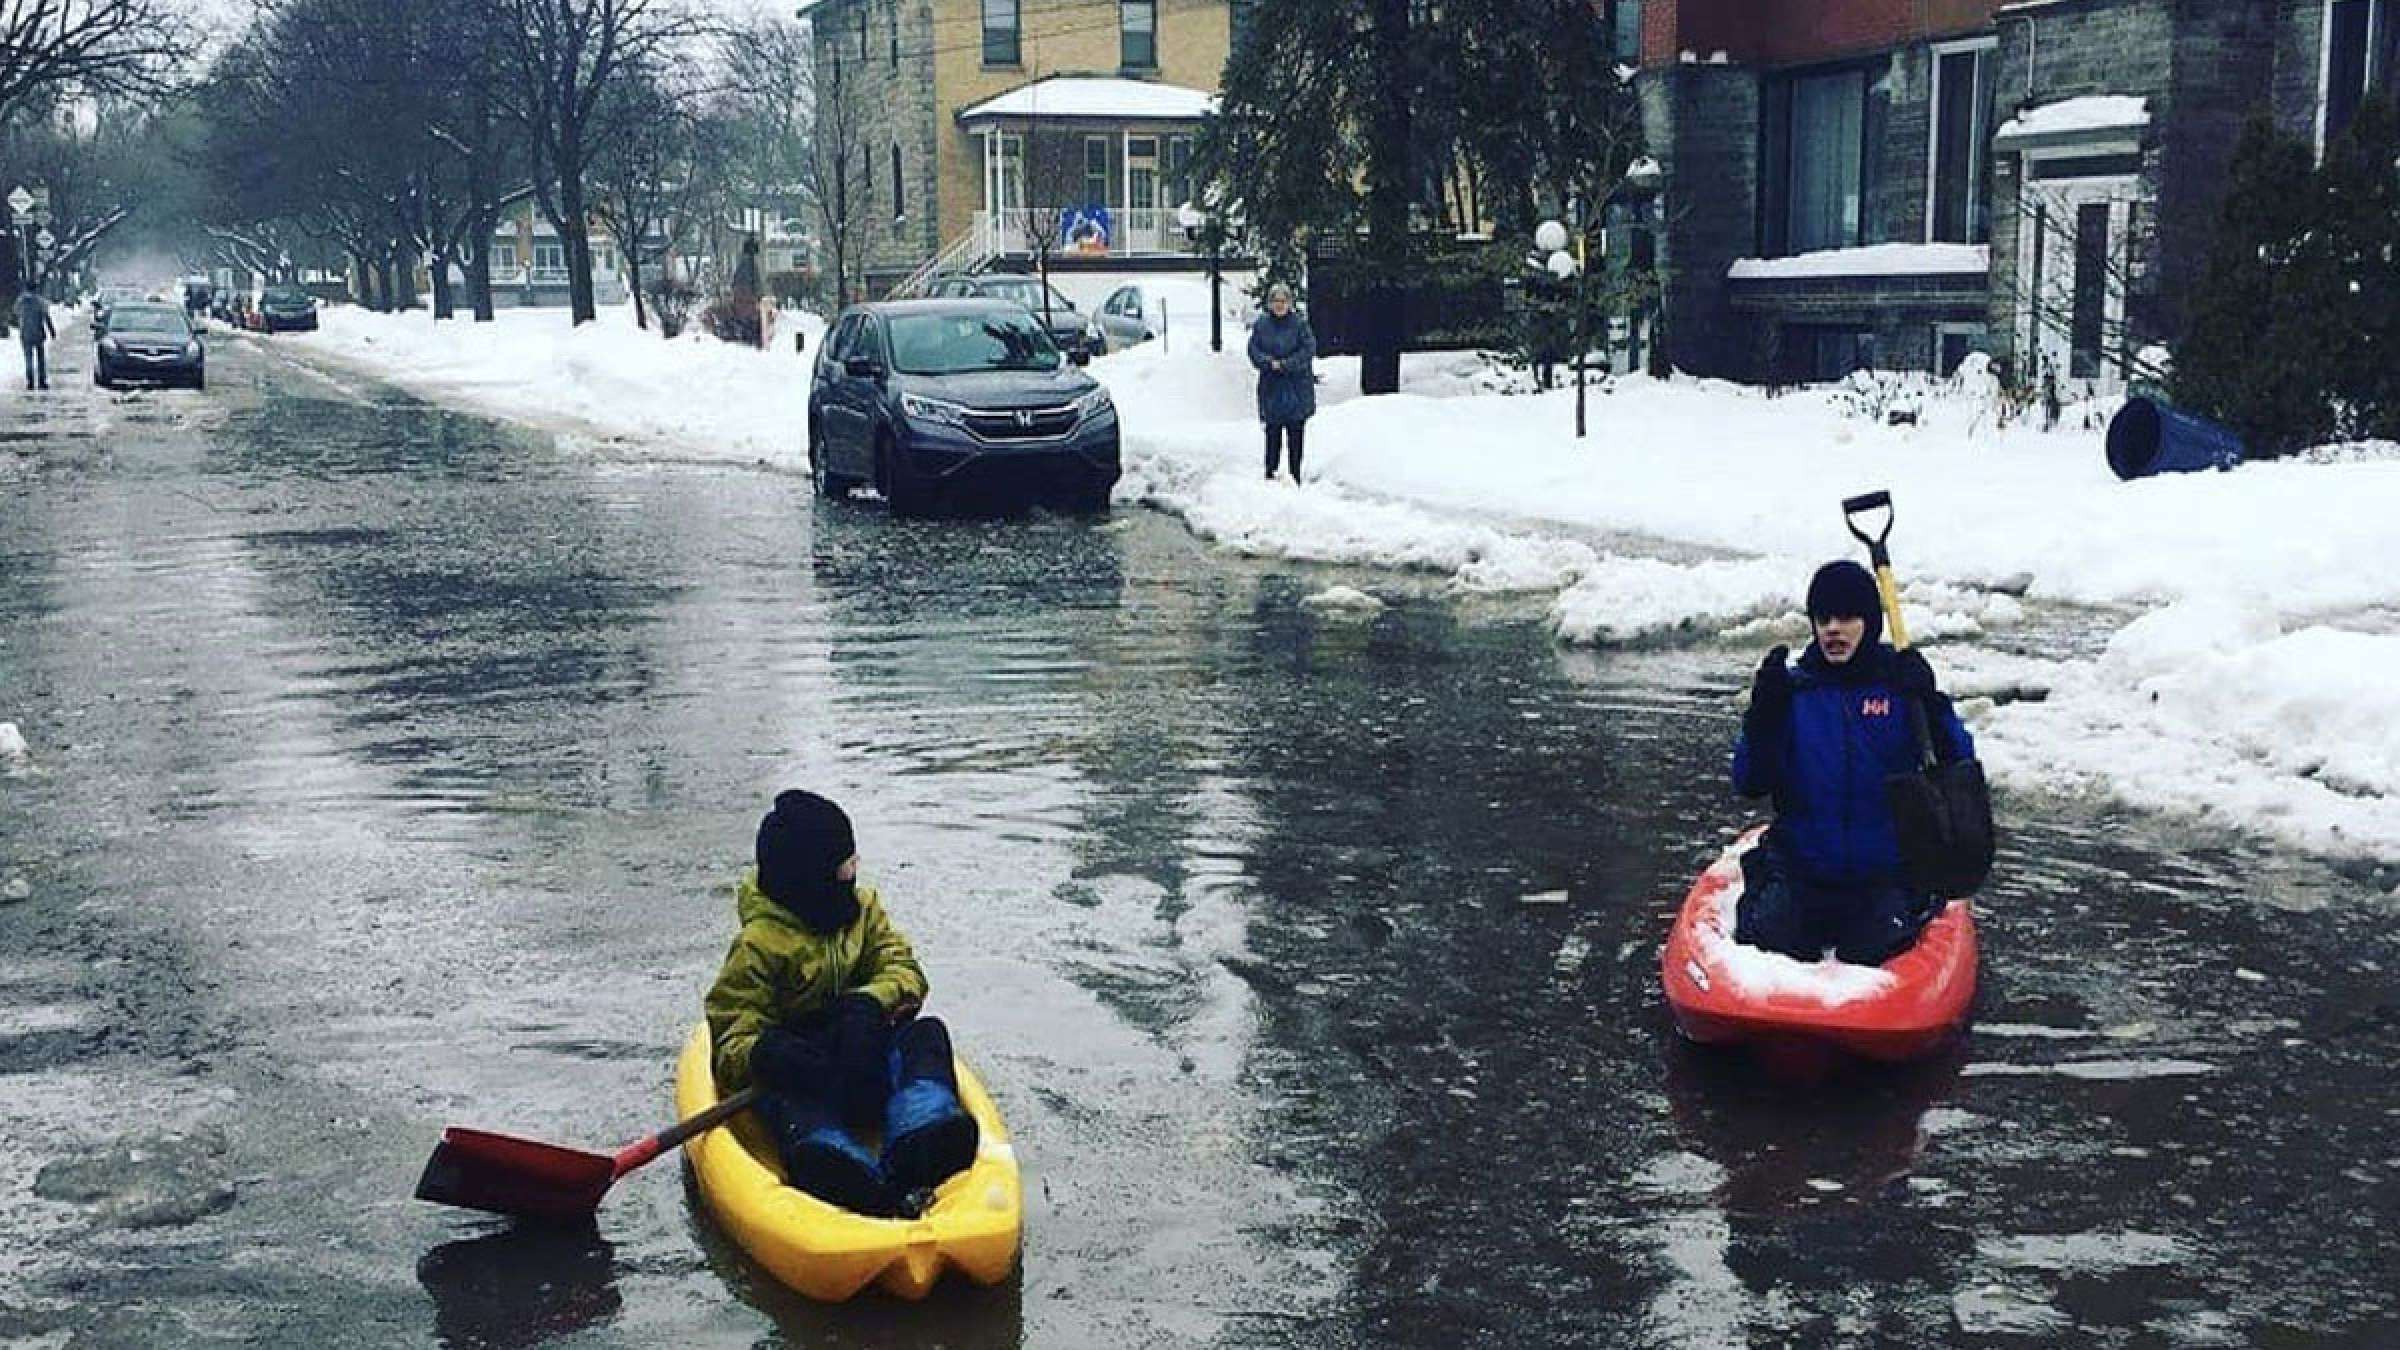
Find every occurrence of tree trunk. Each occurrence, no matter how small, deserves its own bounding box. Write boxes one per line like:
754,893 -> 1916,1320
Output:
376,255 -> 398,312
557,168 -> 597,325
1361,0 -> 1413,395
430,249 -> 456,319
627,249 -> 648,330
394,250 -> 419,309
467,221 -> 495,322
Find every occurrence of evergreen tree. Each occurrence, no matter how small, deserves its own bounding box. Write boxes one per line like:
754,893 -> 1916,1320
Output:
2171,113 -> 2326,455
2312,94 -> 2400,441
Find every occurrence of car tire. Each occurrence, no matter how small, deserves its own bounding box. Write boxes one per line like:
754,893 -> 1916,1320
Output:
875,432 -> 933,518
94,367 -> 110,389
1064,482 -> 1114,515
191,371 -> 206,391
808,426 -> 856,500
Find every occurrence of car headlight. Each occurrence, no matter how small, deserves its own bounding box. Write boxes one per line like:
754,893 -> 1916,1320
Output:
1075,387 -> 1114,420
184,340 -> 202,358
99,336 -> 120,353
899,392 -> 967,426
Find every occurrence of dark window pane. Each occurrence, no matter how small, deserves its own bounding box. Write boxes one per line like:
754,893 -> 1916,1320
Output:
1933,51 -> 1978,242
1122,0 -> 1157,68
983,0 -> 1018,64
1760,80 -> 1791,255
1789,69 -> 1864,252
1611,0 -> 1642,62
2072,202 -> 2109,379
1084,136 -> 1112,206
2327,0 -> 2371,144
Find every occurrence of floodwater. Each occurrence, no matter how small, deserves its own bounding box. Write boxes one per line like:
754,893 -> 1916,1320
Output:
0,329 -> 2393,1348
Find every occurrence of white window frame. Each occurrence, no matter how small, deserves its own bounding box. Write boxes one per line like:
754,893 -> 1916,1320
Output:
1924,36 -> 1999,245
2316,0 -> 2391,156
2014,148 -> 2140,397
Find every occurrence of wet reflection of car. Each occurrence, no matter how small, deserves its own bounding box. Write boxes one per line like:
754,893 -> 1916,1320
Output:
94,303 -> 205,390
808,299 -> 1120,517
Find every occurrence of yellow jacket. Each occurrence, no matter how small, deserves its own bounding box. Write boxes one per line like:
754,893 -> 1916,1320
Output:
703,870 -> 928,1092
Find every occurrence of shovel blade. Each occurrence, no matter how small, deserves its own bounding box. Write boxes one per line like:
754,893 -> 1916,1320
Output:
415,1127 -> 618,1221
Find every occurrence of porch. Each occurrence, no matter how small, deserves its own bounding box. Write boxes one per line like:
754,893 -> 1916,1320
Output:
957,75 -> 1216,264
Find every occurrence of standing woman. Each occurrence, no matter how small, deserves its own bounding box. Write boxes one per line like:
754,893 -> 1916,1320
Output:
1248,281 -> 1317,483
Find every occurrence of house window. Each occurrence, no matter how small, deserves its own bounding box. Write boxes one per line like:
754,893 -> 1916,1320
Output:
2070,202 -> 2109,379
534,242 -> 565,276
1930,41 -> 1995,244
1604,0 -> 1641,63
1121,0 -> 1157,69
1763,64 -> 1884,255
490,241 -> 518,274
982,0 -> 1019,64
1084,136 -> 1113,207
1166,135 -> 1195,208
892,144 -> 904,219
2322,0 -> 2393,148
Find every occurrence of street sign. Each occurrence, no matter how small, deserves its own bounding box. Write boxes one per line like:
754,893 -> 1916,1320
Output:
5,186 -> 30,216
35,229 -> 53,249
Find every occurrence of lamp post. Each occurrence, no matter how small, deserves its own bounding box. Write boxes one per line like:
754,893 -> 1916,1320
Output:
1531,157 -> 1663,440
1179,200 -> 1238,353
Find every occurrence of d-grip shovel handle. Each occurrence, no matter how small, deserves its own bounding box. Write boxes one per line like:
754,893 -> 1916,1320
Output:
610,1085 -> 762,1178
1841,490 -> 1895,566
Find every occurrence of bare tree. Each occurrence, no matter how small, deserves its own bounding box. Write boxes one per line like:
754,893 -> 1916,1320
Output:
496,0 -> 706,324
0,0 -> 191,126
1994,195 -> 2168,417
799,38 -> 872,308
1011,121 -> 1087,330
588,62 -> 709,331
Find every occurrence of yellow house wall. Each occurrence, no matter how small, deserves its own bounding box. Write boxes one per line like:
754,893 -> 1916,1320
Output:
928,0 -> 1230,256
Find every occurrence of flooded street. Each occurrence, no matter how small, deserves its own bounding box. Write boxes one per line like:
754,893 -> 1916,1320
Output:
1,330 -> 2394,1348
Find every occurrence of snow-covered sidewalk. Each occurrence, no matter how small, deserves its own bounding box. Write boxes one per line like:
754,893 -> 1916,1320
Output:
272,304 -> 2400,866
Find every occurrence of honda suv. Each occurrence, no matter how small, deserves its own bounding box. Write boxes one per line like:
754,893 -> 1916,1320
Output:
808,299 -> 1120,516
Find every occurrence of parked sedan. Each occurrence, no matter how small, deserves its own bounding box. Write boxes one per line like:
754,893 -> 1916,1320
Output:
256,285 -> 320,332
95,303 -> 204,389
924,274 -> 1106,362
808,299 -> 1119,516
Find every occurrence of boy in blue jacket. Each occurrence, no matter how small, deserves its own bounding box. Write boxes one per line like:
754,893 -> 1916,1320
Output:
1732,561 -> 1976,964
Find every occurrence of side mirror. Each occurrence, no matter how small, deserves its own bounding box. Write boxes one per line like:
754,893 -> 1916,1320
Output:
843,355 -> 882,380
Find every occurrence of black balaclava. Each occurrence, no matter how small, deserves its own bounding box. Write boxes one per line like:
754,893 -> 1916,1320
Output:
1804,560 -> 1886,675
755,789 -> 861,934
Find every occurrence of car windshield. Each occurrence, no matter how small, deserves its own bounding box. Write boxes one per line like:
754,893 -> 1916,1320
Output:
979,279 -> 1074,313
264,288 -> 309,304
110,307 -> 188,335
887,311 -> 1061,376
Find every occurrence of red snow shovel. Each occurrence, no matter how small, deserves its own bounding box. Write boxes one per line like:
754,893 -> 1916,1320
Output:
415,1086 -> 761,1222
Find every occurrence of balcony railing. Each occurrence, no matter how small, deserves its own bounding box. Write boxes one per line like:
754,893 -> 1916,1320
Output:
973,208 -> 1200,260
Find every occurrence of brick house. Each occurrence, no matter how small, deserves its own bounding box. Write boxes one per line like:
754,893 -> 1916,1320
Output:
804,0 -> 1243,297
1634,0 -> 2398,389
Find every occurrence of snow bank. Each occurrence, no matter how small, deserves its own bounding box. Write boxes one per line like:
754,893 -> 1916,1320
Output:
278,304 -> 822,469
1728,243 -> 1989,281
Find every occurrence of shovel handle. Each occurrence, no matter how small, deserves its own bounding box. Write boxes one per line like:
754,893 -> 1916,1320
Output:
1841,490 -> 1895,566
610,1085 -> 762,1179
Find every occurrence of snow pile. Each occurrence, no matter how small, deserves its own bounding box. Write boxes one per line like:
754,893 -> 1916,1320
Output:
1550,555 -> 1796,646
1995,94 -> 2151,143
1693,841 -> 1897,1004
1727,243 -> 1989,281
0,721 -> 28,776
1300,585 -> 1386,614
279,304 -> 823,468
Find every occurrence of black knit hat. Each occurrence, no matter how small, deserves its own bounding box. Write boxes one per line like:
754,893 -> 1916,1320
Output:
756,790 -> 856,904
1806,560 -> 1884,647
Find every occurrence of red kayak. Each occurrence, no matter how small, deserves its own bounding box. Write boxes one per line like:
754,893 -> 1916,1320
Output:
1661,827 -> 1977,1074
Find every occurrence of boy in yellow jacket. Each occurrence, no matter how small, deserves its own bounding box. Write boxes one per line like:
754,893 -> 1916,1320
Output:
705,790 -> 977,1215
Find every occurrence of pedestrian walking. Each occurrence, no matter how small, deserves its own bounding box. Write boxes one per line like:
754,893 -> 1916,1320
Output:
16,288 -> 55,390
1248,281 -> 1317,484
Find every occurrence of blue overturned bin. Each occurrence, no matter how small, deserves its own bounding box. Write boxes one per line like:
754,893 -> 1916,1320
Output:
2105,397 -> 2248,480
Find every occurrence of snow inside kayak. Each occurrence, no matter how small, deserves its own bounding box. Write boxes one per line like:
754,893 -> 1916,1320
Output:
1661,827 -> 1977,1067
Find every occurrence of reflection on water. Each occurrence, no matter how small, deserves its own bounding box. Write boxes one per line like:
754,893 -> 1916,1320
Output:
418,1224 -> 623,1350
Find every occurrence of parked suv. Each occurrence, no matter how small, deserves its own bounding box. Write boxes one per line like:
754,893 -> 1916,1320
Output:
256,285 -> 320,332
808,299 -> 1119,515
924,274 -> 1106,362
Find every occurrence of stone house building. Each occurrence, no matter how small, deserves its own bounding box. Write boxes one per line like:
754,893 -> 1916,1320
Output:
805,0 -> 1242,297
1633,0 -> 2397,390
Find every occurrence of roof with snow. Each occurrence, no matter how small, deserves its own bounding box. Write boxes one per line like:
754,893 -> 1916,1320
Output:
1726,243 -> 1990,283
957,76 -> 1217,124
1994,95 -> 2151,149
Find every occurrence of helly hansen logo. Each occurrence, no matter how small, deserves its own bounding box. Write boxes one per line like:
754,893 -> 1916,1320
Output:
1862,697 -> 1892,717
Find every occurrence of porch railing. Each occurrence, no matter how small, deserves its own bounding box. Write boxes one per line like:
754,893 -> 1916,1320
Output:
972,208 -> 1199,260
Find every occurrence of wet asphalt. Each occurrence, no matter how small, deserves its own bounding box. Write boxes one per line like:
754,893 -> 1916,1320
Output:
0,323 -> 2394,1349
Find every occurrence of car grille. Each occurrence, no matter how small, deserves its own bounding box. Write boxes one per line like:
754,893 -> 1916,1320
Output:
961,405 -> 1079,442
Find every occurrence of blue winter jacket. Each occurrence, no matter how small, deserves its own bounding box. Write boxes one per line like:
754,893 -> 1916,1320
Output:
1732,643 -> 1977,886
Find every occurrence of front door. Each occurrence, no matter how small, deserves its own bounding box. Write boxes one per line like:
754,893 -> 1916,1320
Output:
1126,136 -> 1159,250
2018,168 -> 2137,397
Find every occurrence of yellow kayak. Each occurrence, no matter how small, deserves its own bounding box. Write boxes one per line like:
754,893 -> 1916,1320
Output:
673,1023 -> 1022,1302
